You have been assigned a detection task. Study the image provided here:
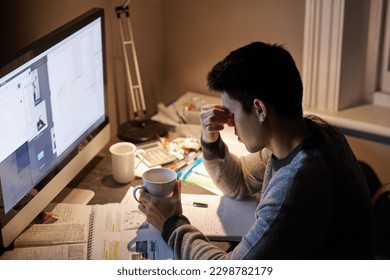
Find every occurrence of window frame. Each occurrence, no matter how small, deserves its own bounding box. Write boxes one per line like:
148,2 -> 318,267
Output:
303,0 -> 390,110
302,0 -> 390,143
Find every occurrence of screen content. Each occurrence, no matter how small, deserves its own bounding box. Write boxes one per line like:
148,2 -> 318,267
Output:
0,17 -> 105,214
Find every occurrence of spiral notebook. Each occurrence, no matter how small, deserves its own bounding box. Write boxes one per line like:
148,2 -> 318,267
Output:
3,187 -> 256,260
2,201 -> 170,260
2,203 -> 92,260
87,202 -> 172,260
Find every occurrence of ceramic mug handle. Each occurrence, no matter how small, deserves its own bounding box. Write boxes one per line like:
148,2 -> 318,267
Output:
133,185 -> 146,203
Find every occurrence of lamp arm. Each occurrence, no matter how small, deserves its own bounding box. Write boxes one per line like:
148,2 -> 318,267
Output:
116,1 -> 147,120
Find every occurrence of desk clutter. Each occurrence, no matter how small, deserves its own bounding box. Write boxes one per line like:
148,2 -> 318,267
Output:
1,187 -> 257,260
151,91 -> 221,127
0,92 -> 252,260
134,136 -> 223,196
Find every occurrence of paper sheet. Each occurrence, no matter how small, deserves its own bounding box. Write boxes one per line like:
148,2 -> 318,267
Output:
89,200 -> 173,260
182,193 -> 257,241
0,244 -> 87,260
121,187 -> 257,242
43,203 -> 92,224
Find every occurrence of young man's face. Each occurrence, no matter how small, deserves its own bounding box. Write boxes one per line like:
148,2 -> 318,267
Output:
221,92 -> 266,153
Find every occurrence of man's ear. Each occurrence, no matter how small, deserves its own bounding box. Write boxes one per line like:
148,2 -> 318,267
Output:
253,99 -> 266,122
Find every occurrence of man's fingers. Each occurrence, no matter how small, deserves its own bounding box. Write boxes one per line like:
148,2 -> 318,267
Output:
200,104 -> 225,111
173,180 -> 182,201
206,124 -> 225,132
138,203 -> 147,215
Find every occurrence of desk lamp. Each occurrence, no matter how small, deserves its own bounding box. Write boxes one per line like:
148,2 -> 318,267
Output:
115,0 -> 169,143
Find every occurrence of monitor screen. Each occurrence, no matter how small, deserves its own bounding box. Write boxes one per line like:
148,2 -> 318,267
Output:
0,8 -> 110,248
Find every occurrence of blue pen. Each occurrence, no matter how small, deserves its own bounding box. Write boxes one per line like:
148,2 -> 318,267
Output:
182,157 -> 203,180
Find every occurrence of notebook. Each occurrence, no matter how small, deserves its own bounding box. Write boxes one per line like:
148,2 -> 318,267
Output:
2,187 -> 257,260
88,202 -> 172,260
88,191 -> 257,259
2,201 -> 169,260
181,193 -> 258,241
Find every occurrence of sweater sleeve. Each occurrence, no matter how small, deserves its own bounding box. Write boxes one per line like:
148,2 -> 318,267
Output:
161,215 -> 191,243
201,135 -> 269,199
162,214 -> 243,259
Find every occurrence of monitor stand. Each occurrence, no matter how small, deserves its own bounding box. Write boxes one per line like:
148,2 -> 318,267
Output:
57,188 -> 95,205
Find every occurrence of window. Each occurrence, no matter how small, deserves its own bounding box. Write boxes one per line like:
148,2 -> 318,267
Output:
302,0 -> 390,143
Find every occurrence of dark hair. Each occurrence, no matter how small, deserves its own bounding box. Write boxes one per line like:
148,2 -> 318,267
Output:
207,42 -> 303,118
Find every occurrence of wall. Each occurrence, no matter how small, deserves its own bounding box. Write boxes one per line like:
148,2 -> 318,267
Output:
160,0 -> 306,104
0,0 -> 118,132
347,136 -> 390,185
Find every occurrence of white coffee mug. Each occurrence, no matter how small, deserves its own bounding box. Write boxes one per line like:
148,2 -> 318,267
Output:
109,142 -> 145,184
133,167 -> 177,203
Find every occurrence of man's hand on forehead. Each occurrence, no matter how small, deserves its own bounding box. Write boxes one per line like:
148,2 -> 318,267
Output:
200,104 -> 233,143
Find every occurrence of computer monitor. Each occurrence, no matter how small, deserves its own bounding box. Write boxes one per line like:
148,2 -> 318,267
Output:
0,8 -> 110,248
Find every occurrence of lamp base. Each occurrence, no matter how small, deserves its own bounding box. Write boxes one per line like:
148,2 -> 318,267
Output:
117,119 -> 170,143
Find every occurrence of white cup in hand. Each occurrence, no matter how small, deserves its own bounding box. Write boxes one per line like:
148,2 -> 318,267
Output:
133,168 -> 177,203
109,142 -> 145,184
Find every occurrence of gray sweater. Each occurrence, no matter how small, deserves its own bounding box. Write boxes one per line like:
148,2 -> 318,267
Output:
162,116 -> 374,259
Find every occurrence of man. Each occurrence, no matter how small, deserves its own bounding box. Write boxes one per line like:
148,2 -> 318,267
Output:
137,42 -> 374,259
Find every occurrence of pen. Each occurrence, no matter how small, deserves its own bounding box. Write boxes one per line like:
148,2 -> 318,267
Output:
182,157 -> 203,180
175,155 -> 199,179
193,202 -> 208,208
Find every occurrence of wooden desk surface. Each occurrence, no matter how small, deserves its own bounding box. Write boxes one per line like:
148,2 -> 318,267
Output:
56,138 -> 213,205
55,138 -> 234,253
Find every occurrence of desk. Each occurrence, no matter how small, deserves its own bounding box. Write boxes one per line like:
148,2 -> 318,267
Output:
56,137 -> 214,204
54,137 -> 234,253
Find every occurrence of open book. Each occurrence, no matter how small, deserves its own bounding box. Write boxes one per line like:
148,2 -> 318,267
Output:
1,203 -> 92,260
1,187 -> 257,260
1,201 -> 170,260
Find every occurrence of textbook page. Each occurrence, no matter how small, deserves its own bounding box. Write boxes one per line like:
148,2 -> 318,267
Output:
88,201 -> 173,260
43,203 -> 93,224
182,193 -> 257,241
12,203 -> 92,248
0,243 -> 87,260
13,223 -> 89,247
